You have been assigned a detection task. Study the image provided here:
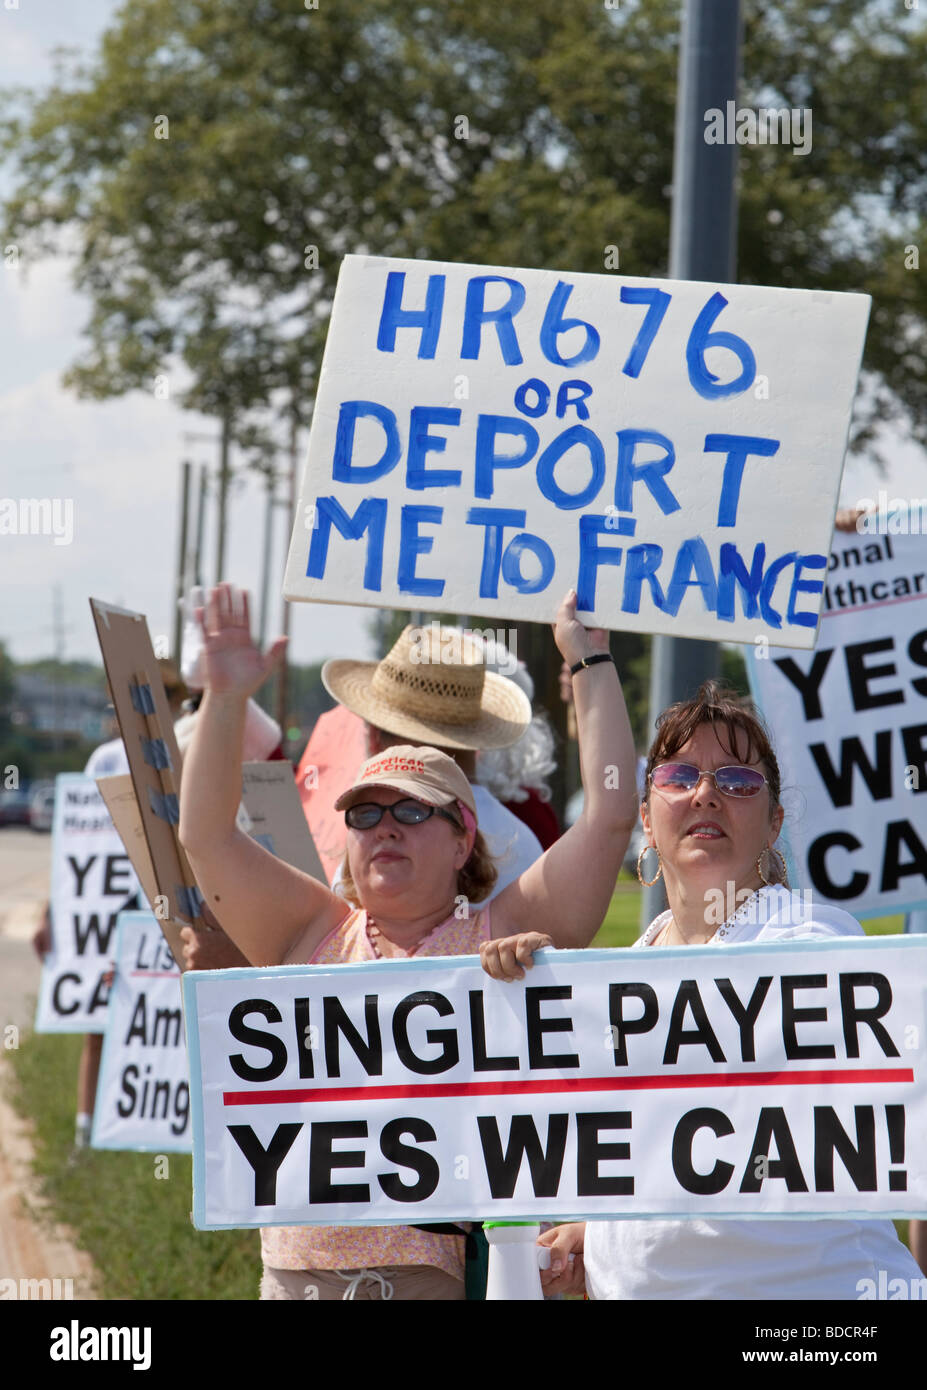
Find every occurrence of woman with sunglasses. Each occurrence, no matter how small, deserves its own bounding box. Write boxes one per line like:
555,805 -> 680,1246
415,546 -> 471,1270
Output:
493,679 -> 921,1301
178,583 -> 638,1300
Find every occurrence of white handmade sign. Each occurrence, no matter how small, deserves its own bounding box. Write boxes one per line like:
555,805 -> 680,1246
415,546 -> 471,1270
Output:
92,913 -> 191,1151
747,526 -> 927,917
183,936 -> 927,1229
284,255 -> 870,648
35,774 -> 141,1033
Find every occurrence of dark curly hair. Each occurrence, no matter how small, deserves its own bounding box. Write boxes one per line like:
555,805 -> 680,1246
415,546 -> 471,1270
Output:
644,679 -> 782,808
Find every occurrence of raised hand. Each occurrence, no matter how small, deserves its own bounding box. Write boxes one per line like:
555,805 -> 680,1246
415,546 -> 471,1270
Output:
196,584 -> 287,700
551,590 -> 611,669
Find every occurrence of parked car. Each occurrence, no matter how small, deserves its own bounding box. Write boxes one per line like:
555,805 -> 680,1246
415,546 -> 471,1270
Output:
29,781 -> 56,832
0,786 -> 34,827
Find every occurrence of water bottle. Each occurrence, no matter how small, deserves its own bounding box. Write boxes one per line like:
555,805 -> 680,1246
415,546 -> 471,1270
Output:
483,1221 -> 544,1301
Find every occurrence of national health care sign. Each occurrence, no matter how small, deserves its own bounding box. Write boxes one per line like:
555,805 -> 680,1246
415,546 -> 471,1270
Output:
284,255 -> 870,649
747,527 -> 927,918
35,774 -> 141,1033
183,938 -> 927,1229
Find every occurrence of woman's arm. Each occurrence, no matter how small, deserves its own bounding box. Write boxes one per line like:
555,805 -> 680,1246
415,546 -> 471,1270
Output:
179,585 -> 348,967
490,591 -> 639,948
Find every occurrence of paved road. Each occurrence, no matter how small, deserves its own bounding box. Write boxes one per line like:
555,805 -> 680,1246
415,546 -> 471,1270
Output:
0,826 -> 98,1298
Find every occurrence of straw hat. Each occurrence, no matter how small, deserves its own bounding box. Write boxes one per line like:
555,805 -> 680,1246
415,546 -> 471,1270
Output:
322,624 -> 532,751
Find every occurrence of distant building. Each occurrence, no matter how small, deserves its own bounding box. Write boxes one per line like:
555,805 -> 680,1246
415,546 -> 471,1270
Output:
12,673 -> 111,743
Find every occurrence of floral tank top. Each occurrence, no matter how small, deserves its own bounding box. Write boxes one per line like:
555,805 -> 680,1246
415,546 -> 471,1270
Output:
260,904 -> 492,1280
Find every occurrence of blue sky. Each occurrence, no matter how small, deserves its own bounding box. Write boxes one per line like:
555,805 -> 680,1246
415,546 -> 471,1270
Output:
0,0 -> 923,667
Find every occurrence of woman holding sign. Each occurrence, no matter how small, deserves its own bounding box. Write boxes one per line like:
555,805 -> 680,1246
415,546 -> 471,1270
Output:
179,583 -> 638,1300
486,680 -> 923,1300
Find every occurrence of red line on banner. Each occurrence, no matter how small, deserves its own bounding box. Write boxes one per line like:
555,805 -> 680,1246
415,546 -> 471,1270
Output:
222,1067 -> 914,1107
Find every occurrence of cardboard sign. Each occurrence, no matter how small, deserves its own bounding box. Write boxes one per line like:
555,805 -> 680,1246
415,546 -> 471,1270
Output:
284,256 -> 870,648
100,762 -> 326,906
92,913 -> 191,1152
90,598 -> 203,963
239,761 -> 326,881
35,775 -> 140,1033
296,706 -> 368,884
747,528 -> 927,918
96,775 -> 162,913
183,935 -> 927,1229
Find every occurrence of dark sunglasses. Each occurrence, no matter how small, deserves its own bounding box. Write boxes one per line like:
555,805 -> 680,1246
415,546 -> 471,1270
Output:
345,798 -> 464,831
650,762 -> 768,798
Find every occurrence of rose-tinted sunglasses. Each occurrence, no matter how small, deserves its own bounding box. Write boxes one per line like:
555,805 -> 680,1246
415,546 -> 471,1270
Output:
650,762 -> 768,798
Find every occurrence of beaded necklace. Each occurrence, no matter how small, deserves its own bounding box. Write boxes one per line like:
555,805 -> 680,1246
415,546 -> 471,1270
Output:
365,905 -> 455,959
649,886 -> 769,947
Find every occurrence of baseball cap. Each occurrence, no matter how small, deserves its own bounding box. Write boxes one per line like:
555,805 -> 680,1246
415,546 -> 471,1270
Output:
334,745 -> 478,822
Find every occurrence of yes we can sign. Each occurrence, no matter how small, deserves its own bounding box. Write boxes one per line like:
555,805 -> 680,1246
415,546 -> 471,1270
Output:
35,774 -> 141,1033
184,932 -> 927,1230
284,256 -> 870,648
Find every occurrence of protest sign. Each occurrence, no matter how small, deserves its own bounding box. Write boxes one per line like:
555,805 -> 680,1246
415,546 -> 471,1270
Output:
90,598 -> 203,963
747,527 -> 927,918
296,706 -> 368,884
96,775 -> 161,909
283,255 -> 870,648
239,761 -> 326,882
183,935 -> 927,1229
35,775 -> 140,1033
92,912 -> 191,1151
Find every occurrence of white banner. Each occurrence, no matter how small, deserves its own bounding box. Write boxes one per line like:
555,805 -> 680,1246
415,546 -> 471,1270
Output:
748,527 -> 927,918
183,938 -> 927,1230
92,913 -> 191,1152
284,255 -> 870,648
35,774 -> 141,1033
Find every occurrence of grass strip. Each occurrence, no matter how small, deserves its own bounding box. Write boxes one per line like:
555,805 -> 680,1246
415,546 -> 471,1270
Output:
6,1029 -> 260,1300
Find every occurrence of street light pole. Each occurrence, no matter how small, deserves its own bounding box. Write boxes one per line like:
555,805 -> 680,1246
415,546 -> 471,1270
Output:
642,0 -> 743,930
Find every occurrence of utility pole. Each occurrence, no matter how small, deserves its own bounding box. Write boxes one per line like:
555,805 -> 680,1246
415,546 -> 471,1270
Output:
183,431 -> 221,589
215,409 -> 232,584
172,459 -> 192,664
51,584 -> 69,752
258,466 -> 277,649
274,409 -> 301,741
193,465 -> 208,587
641,0 -> 742,930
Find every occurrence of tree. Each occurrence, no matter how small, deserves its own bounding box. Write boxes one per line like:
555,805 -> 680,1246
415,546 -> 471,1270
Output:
3,0 -> 925,807
2,0 -> 924,448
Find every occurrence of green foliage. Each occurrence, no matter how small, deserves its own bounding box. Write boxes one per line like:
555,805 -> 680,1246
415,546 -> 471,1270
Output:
1,0 -> 924,451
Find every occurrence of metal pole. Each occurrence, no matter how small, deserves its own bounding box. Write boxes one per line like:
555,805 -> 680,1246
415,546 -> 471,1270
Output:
275,411 -> 299,740
193,465 -> 207,587
258,468 -> 275,649
642,0 -> 742,931
173,460 -> 192,663
215,410 -> 232,584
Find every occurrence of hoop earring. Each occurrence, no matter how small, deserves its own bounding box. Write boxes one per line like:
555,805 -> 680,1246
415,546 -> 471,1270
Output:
637,845 -> 663,887
757,846 -> 789,887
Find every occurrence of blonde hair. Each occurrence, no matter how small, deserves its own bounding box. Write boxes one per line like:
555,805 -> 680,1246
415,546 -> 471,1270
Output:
339,827 -> 498,908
